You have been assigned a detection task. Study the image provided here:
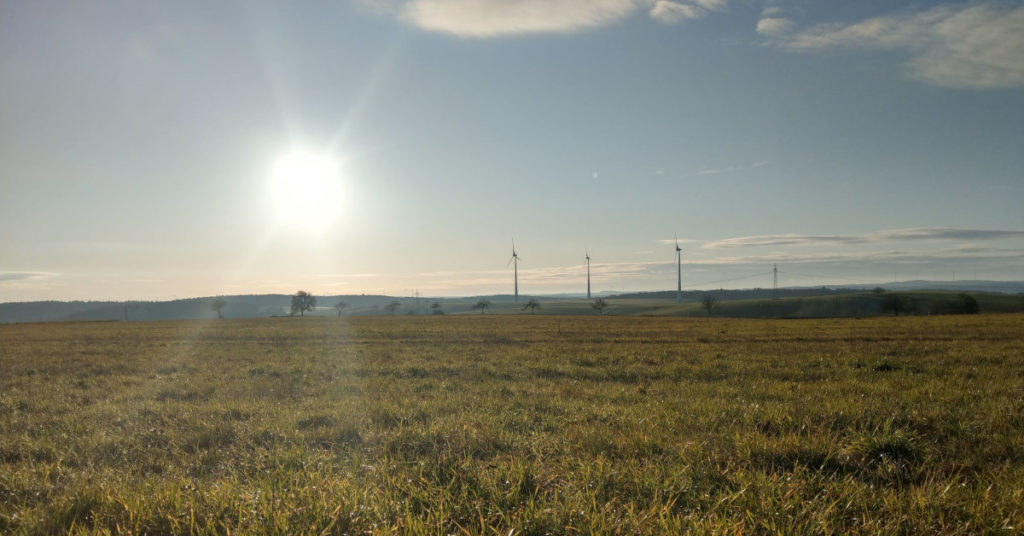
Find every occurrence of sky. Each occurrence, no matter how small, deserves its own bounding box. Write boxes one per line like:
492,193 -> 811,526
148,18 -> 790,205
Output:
1,0 -> 1023,301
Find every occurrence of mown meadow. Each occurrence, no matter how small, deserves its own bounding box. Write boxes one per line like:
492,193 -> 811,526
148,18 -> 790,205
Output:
2,315 -> 1023,534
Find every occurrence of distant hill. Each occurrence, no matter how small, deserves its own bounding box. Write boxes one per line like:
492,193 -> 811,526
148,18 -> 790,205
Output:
609,287 -> 848,302
0,294 -> 393,324
2,282 -> 1022,323
835,280 -> 1024,294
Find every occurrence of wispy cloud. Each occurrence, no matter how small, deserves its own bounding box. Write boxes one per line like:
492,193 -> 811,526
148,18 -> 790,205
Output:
772,2 -> 1024,89
0,272 -> 54,282
692,0 -> 726,11
698,247 -> 1024,267
694,160 -> 769,176
650,1 -> 701,25
756,16 -> 794,37
420,243 -> 1024,290
655,237 -> 703,246
702,228 -> 1024,249
395,0 -> 730,37
317,273 -> 382,279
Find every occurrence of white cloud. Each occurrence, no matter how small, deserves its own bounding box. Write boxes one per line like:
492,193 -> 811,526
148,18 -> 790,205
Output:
650,1 -> 700,25
778,2 -> 1024,89
397,0 -> 729,37
756,16 -> 794,36
399,0 -> 642,37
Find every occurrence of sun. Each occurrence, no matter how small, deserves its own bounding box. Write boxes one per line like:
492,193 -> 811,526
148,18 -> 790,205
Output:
269,150 -> 342,230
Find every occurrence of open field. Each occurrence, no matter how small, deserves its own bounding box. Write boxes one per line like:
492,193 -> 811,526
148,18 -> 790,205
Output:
2,315 -> 1023,534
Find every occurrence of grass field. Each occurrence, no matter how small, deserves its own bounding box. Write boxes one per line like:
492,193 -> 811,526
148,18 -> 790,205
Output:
2,315 -> 1023,534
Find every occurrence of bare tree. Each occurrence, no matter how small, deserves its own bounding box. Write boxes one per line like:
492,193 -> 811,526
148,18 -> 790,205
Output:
592,298 -> 609,315
291,291 -> 316,317
522,299 -> 540,315
700,294 -> 718,315
211,297 -> 227,319
472,299 -> 491,315
334,300 -> 348,317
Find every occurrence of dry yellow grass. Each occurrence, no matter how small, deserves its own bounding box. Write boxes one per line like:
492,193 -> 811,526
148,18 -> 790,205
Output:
2,314 -> 1023,534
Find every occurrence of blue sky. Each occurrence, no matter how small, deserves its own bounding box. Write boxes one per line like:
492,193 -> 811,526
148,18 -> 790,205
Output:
2,0 -> 1022,301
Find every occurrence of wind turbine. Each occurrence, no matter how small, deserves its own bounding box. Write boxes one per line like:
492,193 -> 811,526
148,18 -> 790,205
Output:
585,248 -> 592,299
507,240 -> 520,303
675,233 -> 683,303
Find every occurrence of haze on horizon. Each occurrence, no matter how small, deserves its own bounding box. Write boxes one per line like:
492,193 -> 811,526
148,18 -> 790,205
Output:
2,0 -> 1022,302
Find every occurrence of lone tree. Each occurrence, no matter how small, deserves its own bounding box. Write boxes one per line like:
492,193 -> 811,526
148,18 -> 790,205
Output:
472,299 -> 491,315
334,300 -> 348,317
882,293 -> 913,317
700,294 -> 718,315
210,297 -> 227,319
592,298 -> 609,315
957,293 -> 980,314
291,291 -> 316,316
386,300 -> 401,315
431,301 -> 444,315
522,299 -> 540,315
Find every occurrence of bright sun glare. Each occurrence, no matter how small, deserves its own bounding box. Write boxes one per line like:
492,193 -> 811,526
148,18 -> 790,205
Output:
269,150 -> 342,231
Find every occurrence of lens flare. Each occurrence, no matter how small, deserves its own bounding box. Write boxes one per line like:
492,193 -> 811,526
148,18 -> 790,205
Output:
269,150 -> 342,231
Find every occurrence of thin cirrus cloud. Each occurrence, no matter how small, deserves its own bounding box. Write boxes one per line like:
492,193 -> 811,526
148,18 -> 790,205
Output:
397,0 -> 728,37
699,247 -> 1024,268
694,160 -> 769,176
0,272 -> 54,282
770,2 -> 1024,89
701,228 -> 1024,249
431,244 -> 1024,289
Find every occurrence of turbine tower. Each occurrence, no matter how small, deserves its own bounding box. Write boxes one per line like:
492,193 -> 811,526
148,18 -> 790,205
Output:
675,234 -> 683,303
773,263 -> 779,300
507,240 -> 520,303
586,248 -> 592,299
